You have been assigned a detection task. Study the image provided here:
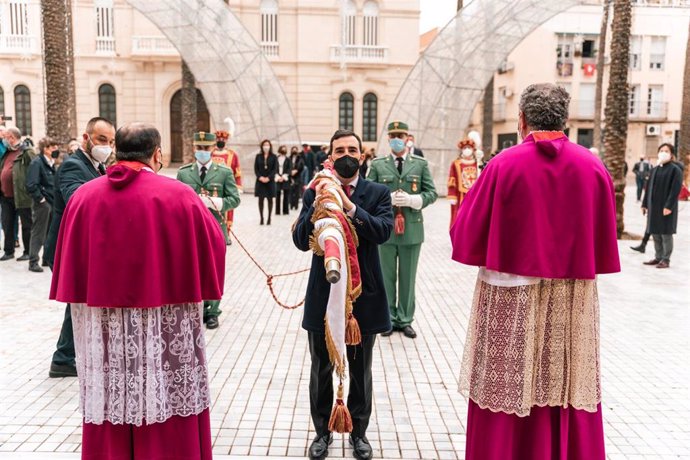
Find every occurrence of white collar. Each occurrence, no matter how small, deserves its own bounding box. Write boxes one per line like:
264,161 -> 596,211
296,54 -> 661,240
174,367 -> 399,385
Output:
197,160 -> 211,170
390,152 -> 408,161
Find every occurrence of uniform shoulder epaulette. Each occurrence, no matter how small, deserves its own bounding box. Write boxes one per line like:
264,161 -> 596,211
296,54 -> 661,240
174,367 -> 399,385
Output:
213,163 -> 231,170
372,156 -> 386,162
179,163 -> 194,170
410,153 -> 427,162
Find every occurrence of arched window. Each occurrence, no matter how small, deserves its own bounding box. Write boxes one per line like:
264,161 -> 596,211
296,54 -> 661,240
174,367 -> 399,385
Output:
14,85 -> 31,136
98,84 -> 117,126
260,0 -> 279,57
363,1 -> 379,47
339,92 -> 354,131
362,92 -> 377,141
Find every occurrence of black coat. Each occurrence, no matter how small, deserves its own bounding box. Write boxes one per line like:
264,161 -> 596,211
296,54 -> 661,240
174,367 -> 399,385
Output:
290,153 -> 305,186
293,178 -> 394,335
44,150 -> 103,266
254,153 -> 278,198
642,161 -> 683,235
25,154 -> 56,205
275,155 -> 292,190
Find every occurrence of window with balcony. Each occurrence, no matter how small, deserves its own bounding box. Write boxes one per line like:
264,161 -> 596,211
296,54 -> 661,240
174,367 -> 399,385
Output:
99,84 -> 117,126
9,0 -> 29,36
362,92 -> 377,141
362,1 -> 379,47
581,38 -> 596,59
556,35 -> 574,63
629,85 -> 640,117
629,36 -> 642,70
260,0 -> 278,58
343,0 -> 356,46
95,0 -> 115,54
649,36 -> 665,70
14,84 -> 31,136
339,92 -> 354,131
647,85 -> 664,117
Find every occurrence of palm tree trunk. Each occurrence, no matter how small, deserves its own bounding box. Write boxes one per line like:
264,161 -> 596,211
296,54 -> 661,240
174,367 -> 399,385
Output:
181,60 -> 197,164
482,78 -> 494,152
41,0 -> 77,142
603,0 -> 632,238
593,0 -> 611,152
679,19 -> 690,187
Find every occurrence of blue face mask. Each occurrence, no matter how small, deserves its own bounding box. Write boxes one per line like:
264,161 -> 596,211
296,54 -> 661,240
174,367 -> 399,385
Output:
195,150 -> 211,164
389,138 -> 406,153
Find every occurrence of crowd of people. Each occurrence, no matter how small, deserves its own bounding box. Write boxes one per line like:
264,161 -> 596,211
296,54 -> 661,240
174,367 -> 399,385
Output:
0,81 -> 687,460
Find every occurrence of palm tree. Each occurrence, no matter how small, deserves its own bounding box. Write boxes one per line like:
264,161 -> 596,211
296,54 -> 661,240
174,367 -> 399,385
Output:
41,0 -> 78,142
593,0 -> 611,152
481,78 -> 494,152
181,60 -> 197,164
603,0 -> 632,238
679,19 -> 690,187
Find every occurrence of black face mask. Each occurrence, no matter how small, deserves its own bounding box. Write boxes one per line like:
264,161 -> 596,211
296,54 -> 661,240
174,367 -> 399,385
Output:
333,155 -> 360,179
51,149 -> 60,159
216,141 -> 226,149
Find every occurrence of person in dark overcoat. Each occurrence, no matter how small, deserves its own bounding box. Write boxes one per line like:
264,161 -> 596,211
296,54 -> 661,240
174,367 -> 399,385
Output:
293,129 -> 393,460
274,145 -> 292,215
288,146 -> 305,210
254,139 -> 278,225
641,143 -> 683,269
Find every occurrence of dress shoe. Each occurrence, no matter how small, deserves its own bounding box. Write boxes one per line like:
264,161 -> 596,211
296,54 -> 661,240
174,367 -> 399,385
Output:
630,244 -> 646,253
0,253 -> 15,261
205,315 -> 219,329
226,239 -> 232,246
41,260 -> 50,267
29,262 -> 44,273
381,329 -> 394,337
402,325 -> 417,339
349,436 -> 373,460
656,260 -> 670,269
49,363 -> 77,378
309,433 -> 333,459
643,259 -> 661,265
17,253 -> 30,261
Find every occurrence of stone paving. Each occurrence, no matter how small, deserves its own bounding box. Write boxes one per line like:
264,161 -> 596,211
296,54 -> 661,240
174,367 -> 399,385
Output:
0,182 -> 688,460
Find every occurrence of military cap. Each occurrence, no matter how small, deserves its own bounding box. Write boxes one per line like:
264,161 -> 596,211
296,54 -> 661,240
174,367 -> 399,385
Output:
193,131 -> 216,146
387,120 -> 409,134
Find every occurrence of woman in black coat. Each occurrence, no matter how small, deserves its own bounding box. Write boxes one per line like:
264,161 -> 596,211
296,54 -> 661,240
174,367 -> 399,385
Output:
288,147 -> 305,210
641,143 -> 683,268
254,139 -> 278,225
274,145 -> 292,216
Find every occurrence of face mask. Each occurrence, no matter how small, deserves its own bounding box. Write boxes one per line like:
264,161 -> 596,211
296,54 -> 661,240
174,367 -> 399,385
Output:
389,138 -> 406,153
461,148 -> 474,158
333,155 -> 360,179
51,149 -> 60,159
90,145 -> 112,163
406,140 -> 414,148
658,152 -> 671,164
262,146 -> 270,153
195,150 -> 211,164
216,141 -> 226,149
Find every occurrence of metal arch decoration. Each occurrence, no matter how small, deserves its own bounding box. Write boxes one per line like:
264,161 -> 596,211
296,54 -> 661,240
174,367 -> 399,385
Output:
378,0 -> 585,182
125,0 -> 300,149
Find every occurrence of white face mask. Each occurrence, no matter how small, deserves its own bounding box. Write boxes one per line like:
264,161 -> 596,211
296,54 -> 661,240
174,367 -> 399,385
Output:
461,148 -> 474,158
90,144 -> 112,163
658,151 -> 671,164
406,140 -> 414,148
262,146 -> 270,153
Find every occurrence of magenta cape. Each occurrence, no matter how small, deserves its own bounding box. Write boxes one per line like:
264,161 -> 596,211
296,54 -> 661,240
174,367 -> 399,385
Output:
50,164 -> 226,307
450,132 -> 620,279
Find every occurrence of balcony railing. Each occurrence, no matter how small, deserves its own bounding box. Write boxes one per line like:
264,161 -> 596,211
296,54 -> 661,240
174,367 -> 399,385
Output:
330,45 -> 388,64
261,42 -> 279,58
96,37 -> 115,55
629,101 -> 668,120
0,34 -> 38,55
131,36 -> 178,56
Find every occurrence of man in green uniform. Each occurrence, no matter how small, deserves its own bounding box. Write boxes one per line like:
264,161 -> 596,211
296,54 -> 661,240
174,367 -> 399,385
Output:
366,121 -> 437,338
177,131 -> 241,329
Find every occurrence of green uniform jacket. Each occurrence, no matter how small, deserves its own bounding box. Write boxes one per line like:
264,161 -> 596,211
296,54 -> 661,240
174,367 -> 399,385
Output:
367,153 -> 437,245
176,162 -> 241,240
12,146 -> 37,209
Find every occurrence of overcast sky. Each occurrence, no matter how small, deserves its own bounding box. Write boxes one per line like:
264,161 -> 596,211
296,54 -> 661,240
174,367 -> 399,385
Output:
419,0 -> 458,34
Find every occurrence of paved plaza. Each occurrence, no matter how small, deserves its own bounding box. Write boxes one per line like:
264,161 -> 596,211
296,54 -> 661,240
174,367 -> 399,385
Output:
0,182 -> 688,460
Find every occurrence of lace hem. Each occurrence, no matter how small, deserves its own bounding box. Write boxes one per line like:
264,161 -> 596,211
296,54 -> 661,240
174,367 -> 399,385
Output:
72,302 -> 211,426
461,393 -> 600,417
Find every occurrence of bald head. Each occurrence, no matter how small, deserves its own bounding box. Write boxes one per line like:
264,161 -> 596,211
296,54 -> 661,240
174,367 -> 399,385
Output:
6,127 -> 21,143
115,123 -> 161,163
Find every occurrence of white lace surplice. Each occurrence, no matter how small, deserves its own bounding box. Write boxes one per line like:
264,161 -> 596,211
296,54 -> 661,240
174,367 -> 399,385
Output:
459,269 -> 601,417
71,302 -> 210,426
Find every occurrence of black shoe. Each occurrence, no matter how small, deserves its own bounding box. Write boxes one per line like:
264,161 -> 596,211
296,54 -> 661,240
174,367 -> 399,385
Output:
17,253 -> 30,261
206,315 -> 219,329
402,325 -> 417,339
41,260 -> 49,267
226,239 -> 232,246
643,259 -> 661,265
29,262 -> 44,272
349,436 -> 373,460
0,253 -> 15,261
49,363 -> 77,378
630,244 -> 646,253
381,329 -> 394,337
267,218 -> 271,225
309,433 -> 333,459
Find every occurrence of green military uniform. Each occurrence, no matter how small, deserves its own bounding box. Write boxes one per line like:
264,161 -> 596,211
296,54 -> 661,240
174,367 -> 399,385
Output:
176,132 -> 241,322
367,121 -> 437,330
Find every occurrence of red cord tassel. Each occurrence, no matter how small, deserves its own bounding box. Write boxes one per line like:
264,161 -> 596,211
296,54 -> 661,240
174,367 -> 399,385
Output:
328,383 -> 353,433
345,313 -> 362,346
394,210 -> 405,235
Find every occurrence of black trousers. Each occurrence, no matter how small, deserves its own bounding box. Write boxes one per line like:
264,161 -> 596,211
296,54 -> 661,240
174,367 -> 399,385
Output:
52,304 -> 75,367
636,176 -> 646,201
275,187 -> 290,215
289,183 -> 302,209
29,200 -> 51,264
308,332 -> 375,438
1,196 -> 31,256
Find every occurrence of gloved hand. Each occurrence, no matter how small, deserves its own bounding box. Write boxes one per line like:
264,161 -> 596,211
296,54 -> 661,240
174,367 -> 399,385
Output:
392,191 -> 411,207
200,195 -> 223,211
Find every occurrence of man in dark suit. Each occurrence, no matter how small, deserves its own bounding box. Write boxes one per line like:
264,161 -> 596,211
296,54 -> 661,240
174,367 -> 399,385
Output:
45,117 -> 116,378
406,134 -> 424,158
293,129 -> 393,460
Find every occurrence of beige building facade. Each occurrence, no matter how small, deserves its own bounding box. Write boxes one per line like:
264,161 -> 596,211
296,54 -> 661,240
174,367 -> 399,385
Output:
0,0 -> 419,168
468,2 -> 690,165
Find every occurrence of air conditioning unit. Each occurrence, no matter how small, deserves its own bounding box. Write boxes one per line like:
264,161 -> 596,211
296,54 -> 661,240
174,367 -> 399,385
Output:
646,124 -> 661,136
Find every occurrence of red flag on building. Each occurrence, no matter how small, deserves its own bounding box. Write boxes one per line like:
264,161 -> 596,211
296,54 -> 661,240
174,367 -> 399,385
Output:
583,63 -> 596,76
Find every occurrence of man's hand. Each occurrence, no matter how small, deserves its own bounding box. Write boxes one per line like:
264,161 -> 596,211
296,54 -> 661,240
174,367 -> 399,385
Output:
663,208 -> 672,216
642,207 -> 647,216
333,186 -> 355,213
392,190 -> 411,207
